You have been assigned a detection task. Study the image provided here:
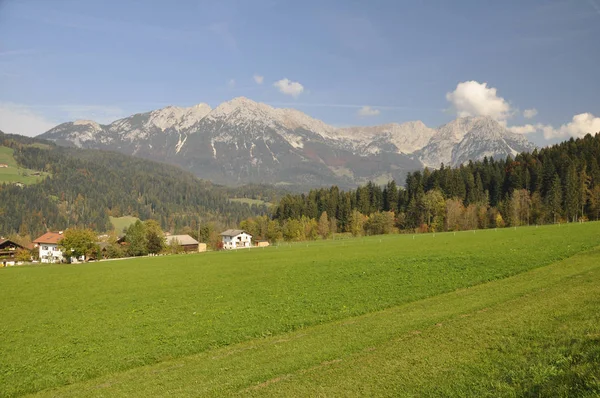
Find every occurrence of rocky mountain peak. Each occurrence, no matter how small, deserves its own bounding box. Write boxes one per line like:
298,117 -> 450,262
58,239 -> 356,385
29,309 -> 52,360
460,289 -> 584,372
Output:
38,97 -> 537,188
146,103 -> 212,131
208,97 -> 275,121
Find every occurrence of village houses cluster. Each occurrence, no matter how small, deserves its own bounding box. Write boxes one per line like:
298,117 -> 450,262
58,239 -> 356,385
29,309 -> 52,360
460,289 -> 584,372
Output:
1,228 -> 265,267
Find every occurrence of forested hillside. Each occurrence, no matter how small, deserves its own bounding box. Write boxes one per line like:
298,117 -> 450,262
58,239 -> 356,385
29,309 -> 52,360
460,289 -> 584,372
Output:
267,133 -> 600,238
0,132 -> 271,237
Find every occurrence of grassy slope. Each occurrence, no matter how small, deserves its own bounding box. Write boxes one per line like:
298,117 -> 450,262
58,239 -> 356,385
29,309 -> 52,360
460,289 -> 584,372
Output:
109,216 -> 141,234
1,223 -> 599,396
33,244 -> 600,397
229,198 -> 271,206
0,146 -> 48,185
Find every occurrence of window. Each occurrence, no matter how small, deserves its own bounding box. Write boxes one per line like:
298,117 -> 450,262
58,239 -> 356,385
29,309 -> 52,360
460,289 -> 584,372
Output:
42,246 -> 48,250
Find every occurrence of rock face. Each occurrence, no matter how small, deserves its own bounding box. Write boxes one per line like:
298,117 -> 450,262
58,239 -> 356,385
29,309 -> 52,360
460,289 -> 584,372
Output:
417,116 -> 536,168
39,97 -> 536,188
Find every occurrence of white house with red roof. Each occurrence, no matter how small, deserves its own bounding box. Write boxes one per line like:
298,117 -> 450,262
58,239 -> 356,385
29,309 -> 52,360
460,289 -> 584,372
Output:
33,232 -> 64,263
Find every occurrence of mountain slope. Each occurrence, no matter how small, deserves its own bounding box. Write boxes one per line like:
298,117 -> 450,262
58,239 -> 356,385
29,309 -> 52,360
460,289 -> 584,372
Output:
39,98 -> 537,187
0,132 -> 269,238
418,116 -> 537,167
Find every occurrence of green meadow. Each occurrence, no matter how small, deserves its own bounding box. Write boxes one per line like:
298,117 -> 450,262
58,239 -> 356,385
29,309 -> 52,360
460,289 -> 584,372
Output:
1,223 -> 600,397
0,146 -> 48,185
109,216 -> 141,234
229,197 -> 272,206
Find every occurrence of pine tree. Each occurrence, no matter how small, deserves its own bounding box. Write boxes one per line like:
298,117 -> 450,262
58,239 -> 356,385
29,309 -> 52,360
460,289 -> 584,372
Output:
564,163 -> 580,222
579,167 -> 591,220
383,180 -> 398,212
548,174 -> 563,223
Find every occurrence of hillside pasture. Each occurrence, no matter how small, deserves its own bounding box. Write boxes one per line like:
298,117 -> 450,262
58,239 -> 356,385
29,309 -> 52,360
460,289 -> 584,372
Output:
1,223 -> 599,396
109,216 -> 141,234
229,197 -> 271,206
0,146 -> 48,185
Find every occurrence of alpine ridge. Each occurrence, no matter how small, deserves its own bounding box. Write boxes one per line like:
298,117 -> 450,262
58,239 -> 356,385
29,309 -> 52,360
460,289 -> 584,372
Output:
39,97 -> 536,188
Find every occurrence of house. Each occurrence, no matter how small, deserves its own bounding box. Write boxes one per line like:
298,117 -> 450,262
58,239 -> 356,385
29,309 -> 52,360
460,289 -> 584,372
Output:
256,240 -> 270,248
0,239 -> 26,267
33,232 -> 64,263
0,163 -> 8,168
220,229 -> 252,250
165,234 -> 201,253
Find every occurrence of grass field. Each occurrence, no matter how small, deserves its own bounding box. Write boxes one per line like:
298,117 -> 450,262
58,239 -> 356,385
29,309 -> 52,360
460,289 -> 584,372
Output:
229,197 -> 271,206
1,223 -> 600,396
0,146 -> 49,185
109,216 -> 141,234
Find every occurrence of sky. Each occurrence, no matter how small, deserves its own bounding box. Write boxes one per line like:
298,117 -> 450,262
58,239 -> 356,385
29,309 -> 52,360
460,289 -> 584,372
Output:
1,0 -> 599,146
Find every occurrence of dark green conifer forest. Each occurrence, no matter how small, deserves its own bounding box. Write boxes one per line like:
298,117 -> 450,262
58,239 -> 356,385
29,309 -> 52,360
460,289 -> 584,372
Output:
0,132 -> 270,237
268,133 -> 600,239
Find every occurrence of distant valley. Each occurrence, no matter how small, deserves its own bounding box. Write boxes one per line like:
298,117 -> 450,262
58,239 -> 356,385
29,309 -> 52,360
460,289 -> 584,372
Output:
39,97 -> 536,188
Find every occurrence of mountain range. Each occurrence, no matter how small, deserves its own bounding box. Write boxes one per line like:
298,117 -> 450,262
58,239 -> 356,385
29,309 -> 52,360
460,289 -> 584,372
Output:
39,97 -> 536,188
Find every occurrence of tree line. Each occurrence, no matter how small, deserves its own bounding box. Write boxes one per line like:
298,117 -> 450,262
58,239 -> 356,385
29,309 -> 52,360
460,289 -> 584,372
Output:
240,133 -> 600,241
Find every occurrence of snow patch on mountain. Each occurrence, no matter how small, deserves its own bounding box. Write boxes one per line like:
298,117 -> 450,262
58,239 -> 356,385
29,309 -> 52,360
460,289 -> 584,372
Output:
38,98 -> 538,187
335,121 -> 436,155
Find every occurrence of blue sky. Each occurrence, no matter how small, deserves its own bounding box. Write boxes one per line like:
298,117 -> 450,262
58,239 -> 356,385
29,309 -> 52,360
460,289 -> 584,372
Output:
1,0 -> 599,145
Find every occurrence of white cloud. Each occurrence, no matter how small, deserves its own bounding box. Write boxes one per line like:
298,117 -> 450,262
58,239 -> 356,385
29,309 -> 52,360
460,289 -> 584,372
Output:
509,124 -> 538,135
253,74 -> 264,85
541,113 -> 600,139
523,108 -> 538,119
357,106 -> 380,117
507,113 -> 600,140
274,78 -> 304,98
228,79 -> 236,88
0,103 -> 57,137
446,81 -> 512,122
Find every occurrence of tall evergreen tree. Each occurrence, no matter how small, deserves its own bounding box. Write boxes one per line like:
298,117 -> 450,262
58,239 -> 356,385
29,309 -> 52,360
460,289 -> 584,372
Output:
548,174 -> 563,223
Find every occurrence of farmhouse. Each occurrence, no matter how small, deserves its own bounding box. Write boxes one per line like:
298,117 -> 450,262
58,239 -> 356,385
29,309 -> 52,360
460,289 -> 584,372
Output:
220,229 -> 252,250
165,234 -> 202,253
33,232 -> 64,263
0,239 -> 26,267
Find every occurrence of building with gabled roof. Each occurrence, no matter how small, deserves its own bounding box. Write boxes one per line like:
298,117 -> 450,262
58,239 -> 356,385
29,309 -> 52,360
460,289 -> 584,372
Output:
165,234 -> 202,253
0,239 -> 27,266
33,232 -> 64,263
220,229 -> 252,250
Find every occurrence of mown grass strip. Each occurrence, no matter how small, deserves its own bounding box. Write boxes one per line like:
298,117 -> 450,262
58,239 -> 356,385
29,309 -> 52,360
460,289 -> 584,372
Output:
31,245 -> 600,397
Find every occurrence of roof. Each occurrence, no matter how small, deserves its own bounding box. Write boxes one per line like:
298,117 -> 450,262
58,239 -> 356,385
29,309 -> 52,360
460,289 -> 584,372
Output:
33,232 -> 63,245
165,235 -> 199,246
219,229 -> 252,237
0,239 -> 25,250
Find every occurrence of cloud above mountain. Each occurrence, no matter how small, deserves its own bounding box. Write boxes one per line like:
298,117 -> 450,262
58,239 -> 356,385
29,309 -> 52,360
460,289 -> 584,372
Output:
523,108 -> 538,119
358,106 -> 380,117
446,81 -> 512,122
444,81 -> 599,141
509,124 -> 538,135
253,74 -> 264,85
274,78 -> 304,98
540,113 -> 600,139
510,113 -> 600,139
